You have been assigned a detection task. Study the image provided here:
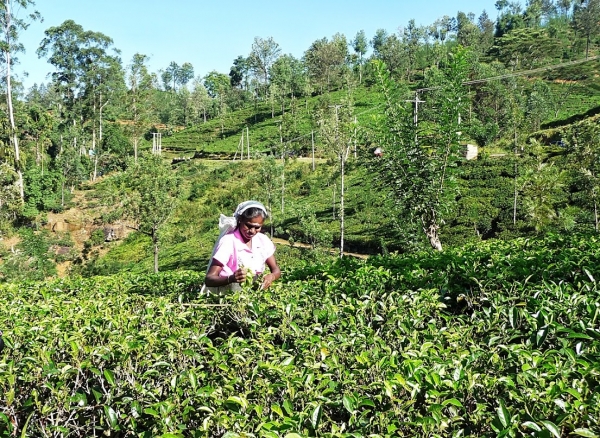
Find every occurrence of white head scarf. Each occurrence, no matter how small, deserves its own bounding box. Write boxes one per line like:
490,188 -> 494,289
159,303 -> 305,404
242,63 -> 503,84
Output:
207,200 -> 268,273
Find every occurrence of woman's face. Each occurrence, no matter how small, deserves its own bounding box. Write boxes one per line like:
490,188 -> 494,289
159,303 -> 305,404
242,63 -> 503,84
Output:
239,215 -> 264,242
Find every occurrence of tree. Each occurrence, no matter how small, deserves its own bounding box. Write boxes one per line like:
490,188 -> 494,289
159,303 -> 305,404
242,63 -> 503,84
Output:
304,33 -> 349,94
125,53 -> 155,162
176,62 -> 194,88
203,70 -> 231,135
37,20 -> 124,181
573,0 -> 600,58
257,156 -> 283,237
0,0 -> 41,201
165,61 -> 179,91
247,36 -> 281,96
351,30 -> 368,83
525,79 -> 552,131
454,12 -> 481,50
370,28 -> 389,56
565,120 -> 600,231
189,76 -> 211,123
22,103 -> 54,170
478,10 -> 496,53
0,162 -> 22,232
371,32 -> 405,77
369,49 -> 470,251
402,19 -> 427,81
269,54 -> 307,115
316,98 -> 355,257
122,154 -> 179,273
519,162 -> 567,232
495,1 -> 526,37
494,27 -> 561,69
229,55 -> 248,88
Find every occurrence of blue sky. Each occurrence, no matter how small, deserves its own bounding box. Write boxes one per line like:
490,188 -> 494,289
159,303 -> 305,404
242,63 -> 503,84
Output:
14,0 -> 502,90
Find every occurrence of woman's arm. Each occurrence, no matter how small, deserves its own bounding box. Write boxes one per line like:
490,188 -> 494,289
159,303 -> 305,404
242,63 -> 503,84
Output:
205,261 -> 246,287
261,255 -> 281,289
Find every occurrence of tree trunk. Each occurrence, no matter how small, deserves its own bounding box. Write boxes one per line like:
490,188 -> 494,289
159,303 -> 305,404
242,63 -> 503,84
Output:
422,211 -> 443,251
3,0 -> 23,200
595,198 -> 598,232
153,230 -> 159,273
513,131 -> 518,225
339,152 -> 345,258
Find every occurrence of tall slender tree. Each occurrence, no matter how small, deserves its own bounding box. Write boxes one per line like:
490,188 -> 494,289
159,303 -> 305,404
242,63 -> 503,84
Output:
125,53 -> 155,162
573,0 -> 600,58
351,30 -> 368,83
0,0 -> 41,200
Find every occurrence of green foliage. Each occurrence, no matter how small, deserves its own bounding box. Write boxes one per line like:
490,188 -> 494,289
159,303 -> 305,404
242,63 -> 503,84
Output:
368,48 -> 471,251
1,233 -> 599,436
0,228 -> 56,282
0,163 -> 22,232
22,166 -> 63,217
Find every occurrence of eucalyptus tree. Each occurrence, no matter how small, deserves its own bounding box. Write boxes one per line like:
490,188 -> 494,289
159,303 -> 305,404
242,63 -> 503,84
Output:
37,20 -> 124,175
371,31 -> 404,77
304,33 -> 349,94
427,16 -> 453,68
573,0 -> 600,58
0,162 -> 22,231
269,54 -> 306,115
316,98 -> 355,257
478,11 -> 496,54
189,76 -> 211,123
0,0 -> 41,200
125,53 -> 155,162
401,19 -> 427,81
257,156 -> 283,237
557,0 -> 573,16
525,79 -> 553,131
469,61 -> 517,145
164,61 -> 178,91
176,62 -> 194,89
370,28 -> 389,56
351,30 -> 368,83
454,12 -> 481,50
247,36 -> 281,98
203,70 -> 231,136
22,103 -> 54,170
368,49 -> 470,251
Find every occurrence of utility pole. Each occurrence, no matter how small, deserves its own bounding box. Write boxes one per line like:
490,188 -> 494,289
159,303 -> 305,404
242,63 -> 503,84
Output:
406,91 -> 425,143
152,132 -> 162,155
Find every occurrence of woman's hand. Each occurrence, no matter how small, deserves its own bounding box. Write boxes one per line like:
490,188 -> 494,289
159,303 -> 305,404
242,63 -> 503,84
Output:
261,273 -> 276,290
232,267 -> 247,284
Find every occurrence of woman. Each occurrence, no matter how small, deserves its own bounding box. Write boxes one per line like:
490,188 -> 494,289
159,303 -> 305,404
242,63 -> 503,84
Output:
204,200 -> 281,291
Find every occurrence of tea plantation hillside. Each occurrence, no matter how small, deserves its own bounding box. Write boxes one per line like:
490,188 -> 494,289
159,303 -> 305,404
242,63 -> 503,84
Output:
1,233 -> 598,436
157,61 -> 600,159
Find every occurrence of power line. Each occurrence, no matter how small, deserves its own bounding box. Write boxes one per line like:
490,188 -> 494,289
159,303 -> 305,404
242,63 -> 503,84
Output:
261,55 -> 600,150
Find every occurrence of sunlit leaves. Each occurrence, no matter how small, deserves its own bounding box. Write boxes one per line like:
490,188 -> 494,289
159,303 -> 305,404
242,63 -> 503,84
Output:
1,232 -> 599,435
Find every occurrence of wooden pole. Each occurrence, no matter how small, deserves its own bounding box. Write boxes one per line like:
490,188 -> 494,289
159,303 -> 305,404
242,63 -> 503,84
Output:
246,126 -> 250,159
311,130 -> 315,171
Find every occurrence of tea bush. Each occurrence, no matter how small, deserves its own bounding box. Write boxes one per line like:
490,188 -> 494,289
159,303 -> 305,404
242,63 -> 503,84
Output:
0,234 -> 598,437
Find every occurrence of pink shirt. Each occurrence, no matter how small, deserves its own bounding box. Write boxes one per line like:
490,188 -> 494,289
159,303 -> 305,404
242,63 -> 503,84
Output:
211,229 -> 276,278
